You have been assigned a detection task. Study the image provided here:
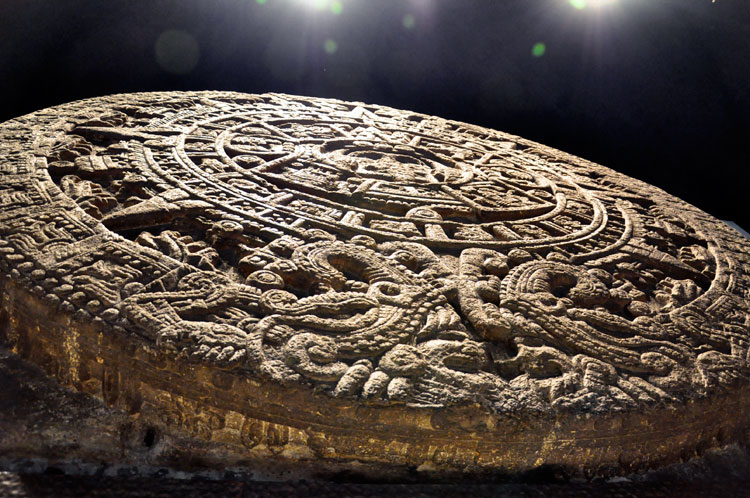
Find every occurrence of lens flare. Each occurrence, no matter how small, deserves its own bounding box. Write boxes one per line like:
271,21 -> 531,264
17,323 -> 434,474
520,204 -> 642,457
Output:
532,42 -> 546,57
324,39 -> 338,54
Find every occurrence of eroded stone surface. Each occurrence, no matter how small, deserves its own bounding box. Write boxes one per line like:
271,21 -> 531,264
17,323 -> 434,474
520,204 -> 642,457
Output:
1,92 -> 750,475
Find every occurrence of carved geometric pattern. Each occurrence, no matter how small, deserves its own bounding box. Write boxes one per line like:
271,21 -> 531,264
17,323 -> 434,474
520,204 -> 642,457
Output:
2,92 -> 750,473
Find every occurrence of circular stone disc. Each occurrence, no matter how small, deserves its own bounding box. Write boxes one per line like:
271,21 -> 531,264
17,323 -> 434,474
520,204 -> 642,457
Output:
2,92 -> 750,477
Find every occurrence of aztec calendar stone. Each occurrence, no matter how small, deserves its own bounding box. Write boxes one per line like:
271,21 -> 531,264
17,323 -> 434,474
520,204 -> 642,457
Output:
2,91 -> 750,477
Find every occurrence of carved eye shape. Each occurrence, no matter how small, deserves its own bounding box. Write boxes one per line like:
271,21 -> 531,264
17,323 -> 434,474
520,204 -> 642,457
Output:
391,250 -> 416,265
214,220 -> 244,235
405,207 -> 442,221
246,270 -> 284,291
378,283 -> 401,296
260,289 -> 298,312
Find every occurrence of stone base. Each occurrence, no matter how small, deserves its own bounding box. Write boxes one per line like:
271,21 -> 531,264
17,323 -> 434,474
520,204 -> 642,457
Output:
3,340 -> 750,490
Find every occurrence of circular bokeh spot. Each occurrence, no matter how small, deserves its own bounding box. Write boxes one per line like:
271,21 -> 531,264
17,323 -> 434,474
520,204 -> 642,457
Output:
402,14 -> 416,29
324,39 -> 338,54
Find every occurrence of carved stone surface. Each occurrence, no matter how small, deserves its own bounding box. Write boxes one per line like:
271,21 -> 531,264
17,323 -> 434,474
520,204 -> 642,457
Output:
1,91 -> 750,476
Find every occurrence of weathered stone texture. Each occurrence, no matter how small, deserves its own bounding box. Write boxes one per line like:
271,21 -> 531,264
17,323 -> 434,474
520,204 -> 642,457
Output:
1,92 -> 750,476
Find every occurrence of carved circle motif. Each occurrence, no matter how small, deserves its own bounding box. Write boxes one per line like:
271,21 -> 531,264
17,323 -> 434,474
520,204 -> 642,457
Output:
2,91 -> 750,473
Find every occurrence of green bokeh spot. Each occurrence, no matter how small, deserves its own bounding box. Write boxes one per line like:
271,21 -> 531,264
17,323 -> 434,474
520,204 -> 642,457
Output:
532,42 -> 546,57
255,0 -> 267,4
570,0 -> 587,9
402,14 -> 415,29
331,1 -> 343,15
324,39 -> 338,54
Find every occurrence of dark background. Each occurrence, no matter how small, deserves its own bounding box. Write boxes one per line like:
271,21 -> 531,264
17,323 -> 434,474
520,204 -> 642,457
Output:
1,0 -> 748,228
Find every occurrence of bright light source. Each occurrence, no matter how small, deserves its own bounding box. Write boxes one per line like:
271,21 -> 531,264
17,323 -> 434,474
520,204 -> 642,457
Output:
300,0 -> 329,10
569,0 -> 619,9
297,0 -> 344,15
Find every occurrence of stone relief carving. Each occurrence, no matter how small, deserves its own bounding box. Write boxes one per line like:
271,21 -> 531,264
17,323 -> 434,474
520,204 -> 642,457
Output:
2,91 -> 750,421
